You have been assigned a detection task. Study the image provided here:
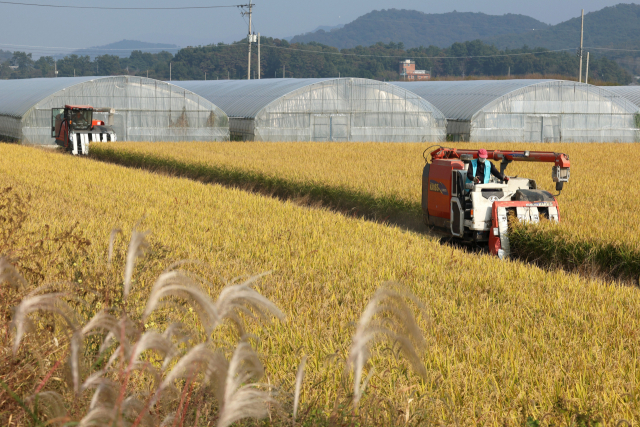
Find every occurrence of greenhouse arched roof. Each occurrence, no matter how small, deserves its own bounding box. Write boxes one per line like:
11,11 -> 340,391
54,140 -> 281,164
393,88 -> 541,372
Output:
606,86 -> 640,107
174,78 -> 348,118
393,79 -> 561,120
0,76 -> 98,118
173,78 -> 446,120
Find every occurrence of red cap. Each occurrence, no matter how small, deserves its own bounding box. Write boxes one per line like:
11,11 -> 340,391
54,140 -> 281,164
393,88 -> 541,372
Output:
478,149 -> 488,159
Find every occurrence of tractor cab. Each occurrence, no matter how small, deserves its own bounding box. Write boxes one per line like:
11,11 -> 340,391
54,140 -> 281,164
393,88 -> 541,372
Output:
51,105 -> 95,137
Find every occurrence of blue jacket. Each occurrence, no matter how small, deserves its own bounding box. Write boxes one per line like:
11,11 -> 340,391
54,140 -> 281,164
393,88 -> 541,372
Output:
466,159 -> 492,186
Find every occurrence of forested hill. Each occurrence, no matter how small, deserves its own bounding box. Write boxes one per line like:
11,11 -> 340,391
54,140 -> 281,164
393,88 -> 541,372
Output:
2,38 -> 631,85
290,9 -> 549,49
485,3 -> 640,75
289,4 -> 640,76
486,4 -> 640,51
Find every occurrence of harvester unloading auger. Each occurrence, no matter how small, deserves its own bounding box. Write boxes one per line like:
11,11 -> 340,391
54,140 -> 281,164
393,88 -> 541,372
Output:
422,147 -> 571,258
51,105 -> 117,156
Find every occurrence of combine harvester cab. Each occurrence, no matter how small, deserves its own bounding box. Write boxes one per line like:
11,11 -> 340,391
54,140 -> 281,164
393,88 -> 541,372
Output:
422,147 -> 570,258
52,105 -> 117,156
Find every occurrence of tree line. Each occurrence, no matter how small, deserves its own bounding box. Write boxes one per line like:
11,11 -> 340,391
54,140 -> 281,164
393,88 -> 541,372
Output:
0,38 -> 632,85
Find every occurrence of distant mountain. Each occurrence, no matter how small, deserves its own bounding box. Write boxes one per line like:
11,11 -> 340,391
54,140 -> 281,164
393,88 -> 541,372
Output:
483,4 -> 640,75
72,39 -> 180,59
309,24 -> 344,33
486,4 -> 640,51
281,24 -> 344,42
290,9 -> 548,49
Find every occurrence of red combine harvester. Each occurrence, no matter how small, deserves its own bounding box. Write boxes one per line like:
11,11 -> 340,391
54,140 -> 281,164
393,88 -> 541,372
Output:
51,105 -> 116,156
422,147 -> 571,258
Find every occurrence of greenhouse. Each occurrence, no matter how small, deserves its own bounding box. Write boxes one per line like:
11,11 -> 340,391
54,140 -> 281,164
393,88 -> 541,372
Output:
0,76 -> 229,144
393,80 -> 640,142
173,78 -> 447,142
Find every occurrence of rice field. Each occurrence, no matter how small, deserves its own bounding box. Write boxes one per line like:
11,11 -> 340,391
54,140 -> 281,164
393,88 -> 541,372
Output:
90,142 -> 640,279
2,144 -> 640,425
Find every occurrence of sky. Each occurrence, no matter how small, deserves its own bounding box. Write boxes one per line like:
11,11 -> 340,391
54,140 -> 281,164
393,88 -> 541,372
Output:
0,0 -> 633,56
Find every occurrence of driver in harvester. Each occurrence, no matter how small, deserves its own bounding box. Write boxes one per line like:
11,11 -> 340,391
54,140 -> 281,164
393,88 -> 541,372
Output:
71,110 -> 85,126
467,148 -> 509,185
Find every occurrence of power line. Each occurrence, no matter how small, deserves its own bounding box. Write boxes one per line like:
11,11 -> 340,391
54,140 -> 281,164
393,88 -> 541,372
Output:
0,0 -> 242,9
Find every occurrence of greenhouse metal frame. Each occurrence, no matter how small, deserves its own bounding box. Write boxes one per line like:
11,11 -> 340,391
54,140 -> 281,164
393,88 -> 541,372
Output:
0,76 -> 229,144
173,78 -> 447,142
393,80 -> 640,142
606,86 -> 640,128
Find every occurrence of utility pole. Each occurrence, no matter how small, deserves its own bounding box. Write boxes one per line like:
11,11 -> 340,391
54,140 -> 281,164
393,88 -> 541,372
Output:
54,60 -> 57,78
508,66 -> 510,78
585,52 -> 590,84
258,32 -> 261,79
283,64 -> 285,78
579,9 -> 584,83
240,1 -> 254,80
205,72 -> 207,80
170,63 -> 172,81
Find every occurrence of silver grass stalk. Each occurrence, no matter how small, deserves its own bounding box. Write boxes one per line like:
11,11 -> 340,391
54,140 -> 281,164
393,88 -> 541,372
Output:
154,343 -> 225,406
127,330 -> 177,371
122,396 -> 153,427
144,270 -> 284,337
26,391 -> 67,421
71,314 -> 138,394
214,276 -> 285,335
11,292 -> 77,355
83,376 -> 118,409
293,355 -> 307,422
159,413 -> 176,427
70,311 -> 120,393
348,287 -> 427,407
78,407 -> 116,427
123,229 -> 149,299
107,228 -> 122,267
143,271 -> 220,335
0,257 -> 28,289
216,342 -> 275,427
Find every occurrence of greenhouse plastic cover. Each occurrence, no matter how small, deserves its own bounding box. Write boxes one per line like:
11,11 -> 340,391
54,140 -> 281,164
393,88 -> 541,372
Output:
174,78 -> 447,142
0,76 -> 229,144
606,86 -> 640,108
394,79 -> 640,142
394,80 -> 560,120
0,77 -> 97,118
175,78 -> 339,119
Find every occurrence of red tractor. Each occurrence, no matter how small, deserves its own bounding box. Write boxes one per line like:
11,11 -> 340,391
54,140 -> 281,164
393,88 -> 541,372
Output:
422,147 -> 571,258
51,105 -> 116,155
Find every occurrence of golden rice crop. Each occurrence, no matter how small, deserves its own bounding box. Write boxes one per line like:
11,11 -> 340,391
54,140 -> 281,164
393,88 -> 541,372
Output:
93,141 -> 640,271
3,144 -> 640,425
